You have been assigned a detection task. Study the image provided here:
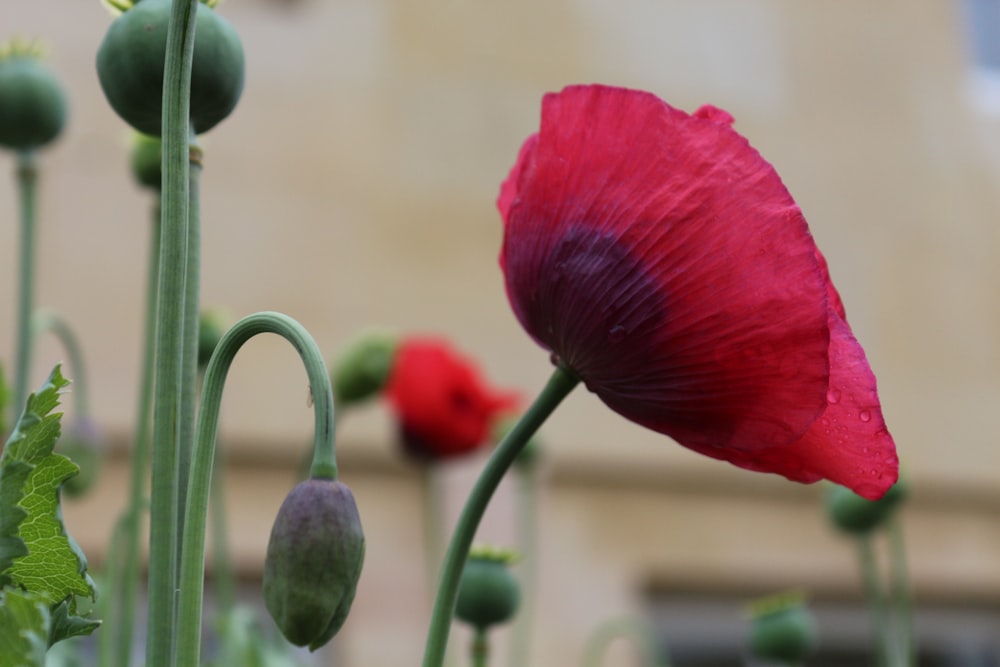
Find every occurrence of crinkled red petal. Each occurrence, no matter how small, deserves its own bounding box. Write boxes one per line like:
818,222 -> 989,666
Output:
500,84 -> 833,453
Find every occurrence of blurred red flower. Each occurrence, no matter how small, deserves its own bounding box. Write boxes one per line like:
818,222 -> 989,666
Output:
384,337 -> 520,461
497,84 -> 897,499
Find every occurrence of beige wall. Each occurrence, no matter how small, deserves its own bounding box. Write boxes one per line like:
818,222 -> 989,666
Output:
3,0 -> 1000,664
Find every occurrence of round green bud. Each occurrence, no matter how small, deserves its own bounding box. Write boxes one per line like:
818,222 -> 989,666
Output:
59,419 -> 104,498
0,49 -> 67,151
747,592 -> 816,663
198,310 -> 227,369
96,0 -> 245,136
330,331 -> 399,406
130,133 -> 161,190
263,478 -> 365,651
825,479 -> 908,535
455,546 -> 521,630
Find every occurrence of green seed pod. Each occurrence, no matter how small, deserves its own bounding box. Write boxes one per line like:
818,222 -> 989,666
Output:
197,310 -> 227,369
96,0 -> 245,136
825,479 -> 908,535
747,591 -> 816,663
330,331 -> 399,406
0,48 -> 67,151
59,419 -> 105,498
130,132 -> 161,190
455,547 -> 521,630
263,479 -> 365,651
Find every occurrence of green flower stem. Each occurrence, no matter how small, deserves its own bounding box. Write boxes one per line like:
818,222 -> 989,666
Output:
110,201 -> 160,667
858,535 -> 894,667
581,617 -> 673,667
30,311 -> 91,417
13,151 -> 38,413
97,512 -> 132,667
421,365 -> 579,667
509,462 -> 539,667
887,517 -> 915,666
471,628 -> 489,667
147,0 -> 199,665
208,391 -> 235,614
175,311 -> 337,667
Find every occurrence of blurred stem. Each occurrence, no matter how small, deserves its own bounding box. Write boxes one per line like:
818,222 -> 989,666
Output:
209,404 -> 236,614
175,311 -> 336,667
581,616 -> 673,667
887,517 -> 915,666
421,365 -> 579,667
13,151 -> 38,414
508,462 -> 539,667
31,310 -> 91,417
471,629 -> 489,667
146,0 -> 198,664
858,535 -> 893,667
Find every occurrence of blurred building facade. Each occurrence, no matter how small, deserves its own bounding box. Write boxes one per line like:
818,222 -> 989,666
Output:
2,0 -> 1000,665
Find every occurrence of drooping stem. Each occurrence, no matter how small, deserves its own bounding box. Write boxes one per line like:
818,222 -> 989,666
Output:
146,0 -> 199,665
31,311 -> 91,417
581,616 -> 673,667
209,410 -> 236,614
13,151 -> 38,414
421,365 -> 578,667
470,629 -> 489,667
175,311 -> 337,667
858,535 -> 893,667
887,517 -> 915,666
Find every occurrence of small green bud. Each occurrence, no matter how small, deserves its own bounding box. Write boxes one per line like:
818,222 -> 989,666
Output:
825,479 -> 908,535
263,479 -> 365,651
129,133 -> 161,190
330,331 -> 398,406
59,418 -> 104,498
455,546 -> 520,631
0,43 -> 67,151
198,310 -> 227,369
747,591 -> 816,663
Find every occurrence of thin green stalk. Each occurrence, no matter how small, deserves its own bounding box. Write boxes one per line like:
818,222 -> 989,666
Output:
13,151 -> 38,413
581,616 -> 673,667
175,311 -> 336,666
887,517 -> 915,666
31,311 -> 91,417
109,202 -> 160,667
858,535 -> 894,667
97,512 -> 133,667
147,0 -> 199,665
421,365 -> 579,667
209,399 -> 235,614
508,462 -> 539,667
470,629 -> 489,667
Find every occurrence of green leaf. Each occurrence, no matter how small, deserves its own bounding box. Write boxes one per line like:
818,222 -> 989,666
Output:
0,366 -> 96,610
48,599 -> 101,646
0,587 -> 51,667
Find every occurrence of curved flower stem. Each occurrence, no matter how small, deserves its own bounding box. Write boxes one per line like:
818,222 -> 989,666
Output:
175,311 -> 336,667
858,535 -> 893,667
580,616 -> 673,667
13,151 -> 38,413
30,311 -> 91,417
421,365 -> 579,667
146,0 -> 199,665
887,517 -> 915,666
470,629 -> 489,667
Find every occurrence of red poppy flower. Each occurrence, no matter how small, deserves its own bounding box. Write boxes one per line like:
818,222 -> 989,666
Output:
384,337 -> 520,460
497,84 -> 897,499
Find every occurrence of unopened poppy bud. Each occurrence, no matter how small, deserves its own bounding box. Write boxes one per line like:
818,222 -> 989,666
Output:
130,133 -> 161,190
825,479 -> 908,535
59,418 -> 105,497
0,42 -> 67,151
330,331 -> 398,406
198,310 -> 227,369
263,478 -> 365,651
455,546 -> 520,631
747,591 -> 816,663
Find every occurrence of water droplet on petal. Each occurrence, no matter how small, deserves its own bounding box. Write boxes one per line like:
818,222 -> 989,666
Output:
608,325 -> 626,343
826,388 -> 842,404
859,410 -> 872,423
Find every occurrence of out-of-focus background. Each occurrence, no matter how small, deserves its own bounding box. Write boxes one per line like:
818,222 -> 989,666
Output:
2,0 -> 1000,665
